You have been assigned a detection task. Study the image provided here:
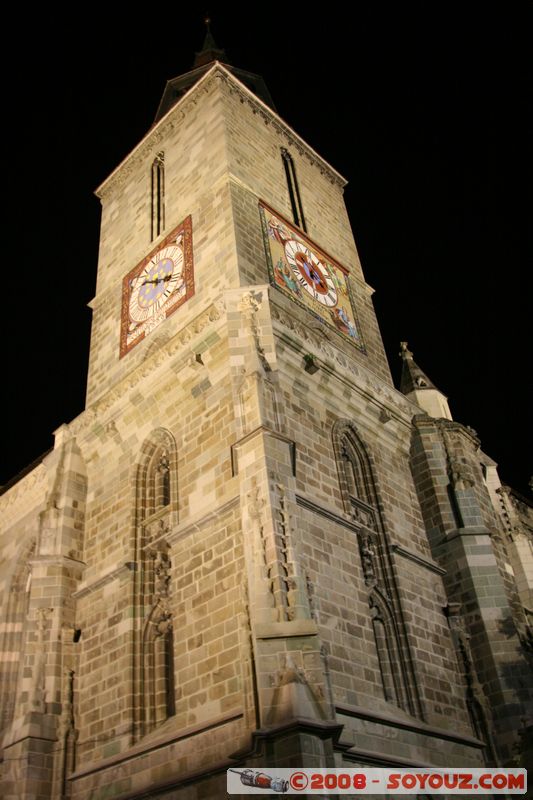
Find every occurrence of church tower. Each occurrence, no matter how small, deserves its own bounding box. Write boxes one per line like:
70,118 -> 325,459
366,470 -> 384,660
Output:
1,28 -> 531,800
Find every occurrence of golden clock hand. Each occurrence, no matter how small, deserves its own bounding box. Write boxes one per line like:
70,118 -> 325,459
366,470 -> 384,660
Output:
142,274 -> 172,286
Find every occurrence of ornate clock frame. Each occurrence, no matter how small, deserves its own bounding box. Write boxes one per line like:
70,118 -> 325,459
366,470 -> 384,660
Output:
120,216 -> 194,358
259,202 -> 365,350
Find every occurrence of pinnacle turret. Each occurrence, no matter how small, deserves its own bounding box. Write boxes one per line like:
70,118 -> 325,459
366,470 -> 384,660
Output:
399,342 -> 452,420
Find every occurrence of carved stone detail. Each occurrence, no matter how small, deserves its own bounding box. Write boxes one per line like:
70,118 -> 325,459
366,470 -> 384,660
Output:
31,607 -> 53,713
150,599 -> 173,638
246,478 -> 276,621
359,532 -> 378,587
273,481 -> 309,621
449,455 -> 475,491
239,290 -> 271,373
148,541 -> 172,601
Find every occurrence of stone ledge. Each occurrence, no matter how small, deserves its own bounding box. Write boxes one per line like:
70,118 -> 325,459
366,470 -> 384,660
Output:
339,744 -> 434,767
230,717 -> 344,759
296,493 -> 365,536
69,710 -> 244,781
72,562 -> 135,599
336,702 -> 485,748
2,711 -> 58,749
390,543 -> 446,575
254,620 -> 319,639
445,526 -> 493,542
231,426 -> 296,476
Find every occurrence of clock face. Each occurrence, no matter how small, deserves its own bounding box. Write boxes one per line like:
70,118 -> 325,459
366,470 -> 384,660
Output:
259,202 -> 364,350
128,245 -> 184,323
120,216 -> 194,358
284,240 -> 338,307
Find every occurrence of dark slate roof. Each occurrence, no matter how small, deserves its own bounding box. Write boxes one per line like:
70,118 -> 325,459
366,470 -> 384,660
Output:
153,21 -> 275,124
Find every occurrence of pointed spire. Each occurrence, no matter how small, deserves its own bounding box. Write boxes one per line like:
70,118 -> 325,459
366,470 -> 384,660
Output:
399,342 -> 452,420
193,15 -> 227,68
399,341 -> 438,394
153,18 -> 276,124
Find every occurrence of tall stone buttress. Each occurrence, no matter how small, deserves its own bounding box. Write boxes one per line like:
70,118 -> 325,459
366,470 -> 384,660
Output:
1,35 -> 531,800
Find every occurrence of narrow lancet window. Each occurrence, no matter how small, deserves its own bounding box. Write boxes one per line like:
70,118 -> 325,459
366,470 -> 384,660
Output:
281,148 -> 307,232
151,152 -> 165,241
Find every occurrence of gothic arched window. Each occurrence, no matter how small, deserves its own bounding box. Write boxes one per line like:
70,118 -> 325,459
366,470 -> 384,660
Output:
370,591 -> 409,710
138,434 -> 174,522
135,429 -> 177,737
151,152 -> 165,241
142,543 -> 175,732
333,421 -> 417,714
335,424 -> 379,533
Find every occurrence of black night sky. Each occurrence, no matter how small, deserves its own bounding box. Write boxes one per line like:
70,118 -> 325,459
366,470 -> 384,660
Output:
2,5 -> 531,496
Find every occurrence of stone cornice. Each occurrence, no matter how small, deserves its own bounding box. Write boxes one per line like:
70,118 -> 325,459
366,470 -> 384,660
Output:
96,64 -> 346,202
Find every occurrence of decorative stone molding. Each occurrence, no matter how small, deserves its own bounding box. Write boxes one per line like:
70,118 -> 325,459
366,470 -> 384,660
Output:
247,476 -> 278,621
231,427 -> 296,477
272,479 -> 310,622
165,494 -> 240,545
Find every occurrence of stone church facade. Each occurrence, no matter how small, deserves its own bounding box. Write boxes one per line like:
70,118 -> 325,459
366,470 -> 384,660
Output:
1,44 -> 532,800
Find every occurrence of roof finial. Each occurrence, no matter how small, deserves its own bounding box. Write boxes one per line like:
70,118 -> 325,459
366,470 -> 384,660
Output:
203,13 -> 212,39
400,341 -> 413,360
